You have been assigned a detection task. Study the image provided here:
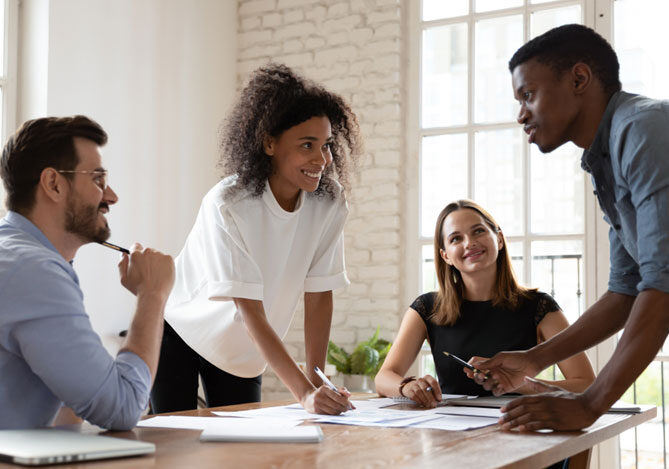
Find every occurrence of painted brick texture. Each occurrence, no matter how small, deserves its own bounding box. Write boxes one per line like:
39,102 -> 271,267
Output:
237,0 -> 404,400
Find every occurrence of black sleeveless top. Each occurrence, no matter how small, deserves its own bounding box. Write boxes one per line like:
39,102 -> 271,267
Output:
411,290 -> 559,396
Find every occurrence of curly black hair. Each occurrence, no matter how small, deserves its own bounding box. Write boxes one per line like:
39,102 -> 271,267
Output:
218,63 -> 361,199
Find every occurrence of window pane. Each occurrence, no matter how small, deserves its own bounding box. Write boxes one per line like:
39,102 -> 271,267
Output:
531,240 -> 584,324
474,15 -> 523,123
507,240 -> 524,284
422,23 -> 468,127
476,0 -> 522,13
0,0 -> 5,76
619,362 -> 667,469
474,128 -> 524,236
530,142 -> 584,234
422,244 -> 437,292
530,5 -> 582,39
615,0 -> 669,98
422,0 -> 468,21
421,133 -> 468,237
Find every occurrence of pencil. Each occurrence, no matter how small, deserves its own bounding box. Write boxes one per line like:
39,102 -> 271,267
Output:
99,241 -> 130,254
443,351 -> 488,377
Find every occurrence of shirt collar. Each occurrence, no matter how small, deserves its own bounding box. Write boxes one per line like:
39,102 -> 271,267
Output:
581,91 -> 633,173
4,210 -> 70,263
262,180 -> 305,219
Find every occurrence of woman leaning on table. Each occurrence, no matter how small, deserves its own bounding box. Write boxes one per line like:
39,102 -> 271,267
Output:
375,199 -> 595,407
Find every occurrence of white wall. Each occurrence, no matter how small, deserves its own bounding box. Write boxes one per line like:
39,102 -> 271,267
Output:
237,0 -> 405,400
18,0 -> 237,340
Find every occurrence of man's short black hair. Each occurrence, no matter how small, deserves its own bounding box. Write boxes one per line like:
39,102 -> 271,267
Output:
509,24 -> 621,97
0,115 -> 107,214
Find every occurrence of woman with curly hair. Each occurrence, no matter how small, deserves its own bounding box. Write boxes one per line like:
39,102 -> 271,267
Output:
151,64 -> 361,415
375,200 -> 594,410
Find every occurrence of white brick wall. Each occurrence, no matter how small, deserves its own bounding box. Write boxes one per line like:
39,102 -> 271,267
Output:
237,0 -> 404,401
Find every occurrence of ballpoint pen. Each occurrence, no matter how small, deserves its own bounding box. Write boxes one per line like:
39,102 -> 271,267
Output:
443,351 -> 489,379
99,241 -> 130,254
314,366 -> 354,410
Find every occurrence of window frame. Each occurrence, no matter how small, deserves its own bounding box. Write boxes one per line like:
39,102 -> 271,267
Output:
0,0 -> 18,215
404,1 -> 614,466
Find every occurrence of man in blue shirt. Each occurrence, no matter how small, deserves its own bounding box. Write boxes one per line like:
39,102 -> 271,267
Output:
0,116 -> 175,430
469,24 -> 669,430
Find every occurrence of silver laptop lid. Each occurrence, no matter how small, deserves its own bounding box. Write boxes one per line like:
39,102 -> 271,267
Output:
0,429 -> 155,466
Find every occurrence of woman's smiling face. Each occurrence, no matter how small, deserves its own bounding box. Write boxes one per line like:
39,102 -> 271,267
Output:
265,115 -> 333,208
440,208 -> 503,277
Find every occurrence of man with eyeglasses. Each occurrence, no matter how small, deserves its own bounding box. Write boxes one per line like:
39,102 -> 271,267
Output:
0,116 -> 175,430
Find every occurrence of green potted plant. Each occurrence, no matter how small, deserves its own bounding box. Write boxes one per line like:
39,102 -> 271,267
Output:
326,328 -> 392,393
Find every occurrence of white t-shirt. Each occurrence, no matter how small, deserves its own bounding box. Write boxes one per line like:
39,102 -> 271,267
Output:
165,176 -> 350,377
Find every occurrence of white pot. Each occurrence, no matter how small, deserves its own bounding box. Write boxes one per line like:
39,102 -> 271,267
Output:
343,374 -> 375,393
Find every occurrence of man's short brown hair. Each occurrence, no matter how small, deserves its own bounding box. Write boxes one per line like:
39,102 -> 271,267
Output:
0,116 -> 107,214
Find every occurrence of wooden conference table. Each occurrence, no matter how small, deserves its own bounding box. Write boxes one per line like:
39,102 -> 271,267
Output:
2,396 -> 655,469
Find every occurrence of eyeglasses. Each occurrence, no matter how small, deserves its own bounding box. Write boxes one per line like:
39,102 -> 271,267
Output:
57,169 -> 109,191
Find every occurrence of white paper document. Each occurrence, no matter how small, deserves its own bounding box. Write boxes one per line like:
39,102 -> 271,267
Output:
205,400 -> 500,432
213,405 -> 312,421
137,416 -> 302,430
413,415 -> 499,431
436,406 -> 503,419
200,425 -> 324,443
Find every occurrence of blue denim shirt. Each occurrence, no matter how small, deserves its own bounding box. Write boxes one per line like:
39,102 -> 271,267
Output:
581,91 -> 669,296
0,211 -> 150,429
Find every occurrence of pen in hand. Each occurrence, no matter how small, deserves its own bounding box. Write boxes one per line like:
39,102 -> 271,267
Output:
443,351 -> 489,379
313,366 -> 355,410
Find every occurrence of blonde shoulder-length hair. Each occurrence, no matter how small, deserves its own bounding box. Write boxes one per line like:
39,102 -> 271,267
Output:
431,199 -> 535,326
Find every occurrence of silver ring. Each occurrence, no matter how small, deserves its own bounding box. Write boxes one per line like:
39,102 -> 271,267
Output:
425,386 -> 432,392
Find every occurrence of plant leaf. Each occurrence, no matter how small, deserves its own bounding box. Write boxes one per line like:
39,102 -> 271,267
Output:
373,338 -> 390,352
350,344 -> 379,376
327,341 -> 350,374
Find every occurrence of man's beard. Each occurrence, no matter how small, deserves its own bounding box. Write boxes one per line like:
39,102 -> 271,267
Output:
64,195 -> 111,244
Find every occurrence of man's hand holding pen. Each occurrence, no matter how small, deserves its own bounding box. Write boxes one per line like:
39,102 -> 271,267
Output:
467,351 -> 540,396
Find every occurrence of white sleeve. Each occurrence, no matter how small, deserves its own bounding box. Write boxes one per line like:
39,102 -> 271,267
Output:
304,197 -> 350,292
197,196 -> 264,301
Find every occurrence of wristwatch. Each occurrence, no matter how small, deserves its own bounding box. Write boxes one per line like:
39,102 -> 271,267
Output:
398,376 -> 416,397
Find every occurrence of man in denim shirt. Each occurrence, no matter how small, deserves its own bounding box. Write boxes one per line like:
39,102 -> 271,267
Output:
469,24 -> 669,431
0,116 -> 175,429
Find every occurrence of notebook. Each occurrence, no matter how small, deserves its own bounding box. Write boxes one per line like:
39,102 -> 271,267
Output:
391,394 -> 476,406
200,425 -> 324,443
0,429 -> 155,466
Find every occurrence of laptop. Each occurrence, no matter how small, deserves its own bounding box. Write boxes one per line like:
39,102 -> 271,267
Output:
0,429 -> 155,466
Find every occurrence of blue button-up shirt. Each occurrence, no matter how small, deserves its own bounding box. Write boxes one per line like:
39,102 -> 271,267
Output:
581,91 -> 669,296
0,211 -> 150,430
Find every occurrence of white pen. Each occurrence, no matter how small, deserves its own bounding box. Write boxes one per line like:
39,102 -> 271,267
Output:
314,366 -> 354,410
